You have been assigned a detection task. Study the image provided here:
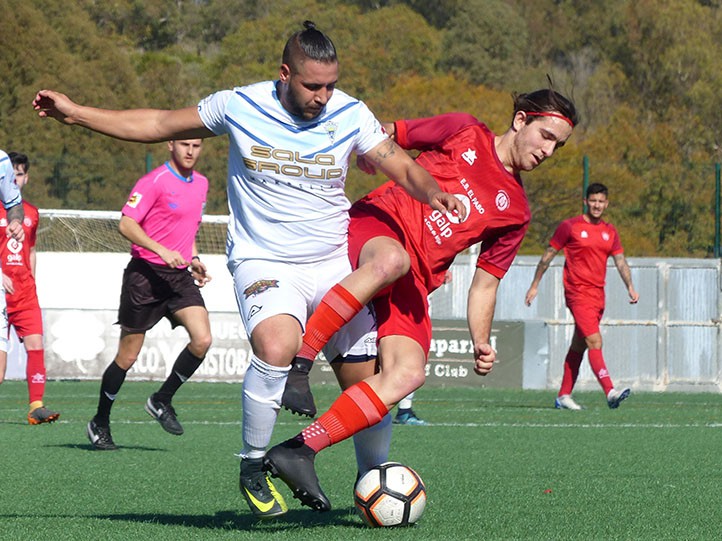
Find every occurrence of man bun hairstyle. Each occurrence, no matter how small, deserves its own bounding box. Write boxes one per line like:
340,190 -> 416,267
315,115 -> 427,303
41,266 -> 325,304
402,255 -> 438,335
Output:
282,20 -> 337,68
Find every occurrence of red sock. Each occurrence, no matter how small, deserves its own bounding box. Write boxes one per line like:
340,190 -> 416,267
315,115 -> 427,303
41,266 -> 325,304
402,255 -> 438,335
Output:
300,381 -> 388,453
588,348 -> 614,395
26,350 -> 46,405
298,283 -> 363,360
558,350 -> 583,396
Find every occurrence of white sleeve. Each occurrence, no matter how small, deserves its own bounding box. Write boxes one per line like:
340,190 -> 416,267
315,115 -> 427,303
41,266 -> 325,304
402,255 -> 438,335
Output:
197,90 -> 235,136
0,152 -> 21,209
354,101 -> 389,156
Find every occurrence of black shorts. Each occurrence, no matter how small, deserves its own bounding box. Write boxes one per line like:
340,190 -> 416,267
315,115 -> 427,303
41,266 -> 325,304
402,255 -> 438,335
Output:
117,258 -> 206,332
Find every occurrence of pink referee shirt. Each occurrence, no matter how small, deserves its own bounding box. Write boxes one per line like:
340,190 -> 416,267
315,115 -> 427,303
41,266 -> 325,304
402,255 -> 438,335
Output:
122,162 -> 208,266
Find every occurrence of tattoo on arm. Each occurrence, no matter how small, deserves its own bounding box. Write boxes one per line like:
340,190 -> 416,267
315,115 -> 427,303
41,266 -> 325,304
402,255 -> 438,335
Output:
370,139 -> 396,166
614,254 -> 633,287
6,204 -> 23,225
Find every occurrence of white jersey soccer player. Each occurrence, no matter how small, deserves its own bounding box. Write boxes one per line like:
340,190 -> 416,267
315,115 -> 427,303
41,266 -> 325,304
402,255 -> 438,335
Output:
197,80 -> 386,467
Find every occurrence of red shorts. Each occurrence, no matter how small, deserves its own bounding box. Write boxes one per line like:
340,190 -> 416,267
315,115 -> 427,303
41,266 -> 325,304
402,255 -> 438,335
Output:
349,202 -> 432,354
566,289 -> 605,338
6,288 -> 43,338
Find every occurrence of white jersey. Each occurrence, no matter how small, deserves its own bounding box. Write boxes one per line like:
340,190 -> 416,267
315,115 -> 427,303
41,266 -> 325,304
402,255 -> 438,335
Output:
0,151 -> 21,210
0,149 -> 20,341
198,81 -> 388,264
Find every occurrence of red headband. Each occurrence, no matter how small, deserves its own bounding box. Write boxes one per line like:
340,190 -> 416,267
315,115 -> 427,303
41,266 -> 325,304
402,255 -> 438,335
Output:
525,111 -> 574,128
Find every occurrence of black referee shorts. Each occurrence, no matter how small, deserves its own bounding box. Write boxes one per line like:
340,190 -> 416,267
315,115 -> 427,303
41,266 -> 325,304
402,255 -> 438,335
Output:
117,257 -> 206,332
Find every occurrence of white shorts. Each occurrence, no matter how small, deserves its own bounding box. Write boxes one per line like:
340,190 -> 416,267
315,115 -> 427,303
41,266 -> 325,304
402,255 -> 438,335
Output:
229,255 -> 377,361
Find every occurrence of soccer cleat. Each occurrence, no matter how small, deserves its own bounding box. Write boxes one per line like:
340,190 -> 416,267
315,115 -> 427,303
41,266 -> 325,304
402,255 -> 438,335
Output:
28,406 -> 60,425
554,394 -> 583,410
393,409 -> 428,425
281,356 -> 317,418
264,439 -> 331,512
607,387 -> 631,409
87,419 -> 118,450
239,457 -> 288,519
145,394 -> 184,435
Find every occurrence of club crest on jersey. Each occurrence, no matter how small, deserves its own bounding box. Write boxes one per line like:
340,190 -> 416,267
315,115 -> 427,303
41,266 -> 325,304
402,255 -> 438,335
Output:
495,190 -> 510,211
0,218 -> 6,227
127,192 -> 143,208
244,279 -> 280,298
602,232 -> 610,241
324,121 -> 338,143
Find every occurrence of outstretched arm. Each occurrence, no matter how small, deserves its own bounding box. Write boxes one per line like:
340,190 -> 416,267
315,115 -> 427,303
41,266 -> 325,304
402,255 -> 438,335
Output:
33,90 -> 213,143
467,267 -> 500,376
525,246 -> 559,306
613,253 -> 639,303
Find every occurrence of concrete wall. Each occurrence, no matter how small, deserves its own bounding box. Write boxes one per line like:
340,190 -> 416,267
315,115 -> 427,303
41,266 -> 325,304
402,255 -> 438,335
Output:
6,251 -> 721,393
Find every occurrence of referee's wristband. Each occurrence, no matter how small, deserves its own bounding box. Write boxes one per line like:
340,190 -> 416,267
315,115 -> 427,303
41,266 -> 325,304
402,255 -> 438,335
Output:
191,256 -> 200,261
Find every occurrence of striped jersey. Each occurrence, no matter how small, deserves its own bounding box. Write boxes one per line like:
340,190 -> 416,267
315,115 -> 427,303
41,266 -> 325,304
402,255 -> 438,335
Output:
197,81 -> 387,264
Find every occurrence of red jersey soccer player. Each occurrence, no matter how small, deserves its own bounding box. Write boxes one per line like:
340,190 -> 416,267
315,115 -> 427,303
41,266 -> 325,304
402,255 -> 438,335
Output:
270,88 -> 578,511
525,182 -> 639,410
0,153 -> 60,424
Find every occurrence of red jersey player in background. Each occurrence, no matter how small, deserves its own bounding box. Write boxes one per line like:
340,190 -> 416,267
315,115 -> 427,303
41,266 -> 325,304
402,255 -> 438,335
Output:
1,152 -> 60,424
269,88 -> 578,511
525,182 -> 639,410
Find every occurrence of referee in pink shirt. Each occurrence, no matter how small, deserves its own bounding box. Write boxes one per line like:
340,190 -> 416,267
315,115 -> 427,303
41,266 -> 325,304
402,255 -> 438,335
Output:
87,139 -> 212,450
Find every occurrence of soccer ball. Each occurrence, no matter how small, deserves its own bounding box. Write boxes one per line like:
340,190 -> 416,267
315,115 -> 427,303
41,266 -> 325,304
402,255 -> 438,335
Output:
354,462 -> 427,527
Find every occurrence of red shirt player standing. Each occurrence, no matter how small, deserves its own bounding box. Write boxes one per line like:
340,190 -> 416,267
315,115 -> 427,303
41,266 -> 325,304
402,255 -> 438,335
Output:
0,152 -> 60,424
525,182 -> 639,410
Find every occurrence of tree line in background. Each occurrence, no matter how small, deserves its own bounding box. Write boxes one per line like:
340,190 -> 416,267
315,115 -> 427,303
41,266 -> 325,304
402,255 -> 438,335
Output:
2,0 -> 721,256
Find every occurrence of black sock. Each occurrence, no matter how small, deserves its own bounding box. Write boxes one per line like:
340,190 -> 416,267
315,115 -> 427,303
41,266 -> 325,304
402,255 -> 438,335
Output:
155,346 -> 204,403
95,361 -> 128,425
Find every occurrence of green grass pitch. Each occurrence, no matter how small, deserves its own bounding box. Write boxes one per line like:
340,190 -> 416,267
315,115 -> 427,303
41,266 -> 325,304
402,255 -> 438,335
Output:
1,380 -> 721,540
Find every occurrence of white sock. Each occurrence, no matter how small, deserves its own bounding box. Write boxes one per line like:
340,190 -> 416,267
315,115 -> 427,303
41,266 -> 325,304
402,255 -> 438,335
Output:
239,355 -> 290,458
353,413 -> 392,476
397,392 -> 415,410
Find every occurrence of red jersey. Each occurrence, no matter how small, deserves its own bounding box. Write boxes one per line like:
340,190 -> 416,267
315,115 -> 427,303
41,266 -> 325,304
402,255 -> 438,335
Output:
356,113 -> 530,292
0,200 -> 39,298
550,215 -> 623,294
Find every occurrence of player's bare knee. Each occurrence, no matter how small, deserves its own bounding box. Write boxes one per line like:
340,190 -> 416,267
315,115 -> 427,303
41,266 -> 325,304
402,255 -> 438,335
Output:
191,334 -> 212,356
370,248 -> 410,286
115,355 -> 138,370
252,338 -> 297,366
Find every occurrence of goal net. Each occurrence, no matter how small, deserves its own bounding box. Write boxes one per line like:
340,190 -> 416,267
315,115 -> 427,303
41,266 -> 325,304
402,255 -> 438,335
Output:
37,209 -> 229,254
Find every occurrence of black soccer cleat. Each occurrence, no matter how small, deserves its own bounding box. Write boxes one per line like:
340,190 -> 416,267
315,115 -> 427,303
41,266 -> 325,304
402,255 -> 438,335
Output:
264,439 -> 331,512
239,458 -> 288,519
87,419 -> 118,451
281,356 -> 317,418
145,394 -> 184,435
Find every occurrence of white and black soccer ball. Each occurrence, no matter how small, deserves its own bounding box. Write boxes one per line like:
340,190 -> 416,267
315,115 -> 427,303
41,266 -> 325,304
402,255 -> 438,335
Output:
354,462 -> 427,527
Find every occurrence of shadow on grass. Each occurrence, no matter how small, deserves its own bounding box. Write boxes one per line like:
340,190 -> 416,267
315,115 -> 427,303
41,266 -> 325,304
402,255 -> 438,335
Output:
91,508 -> 363,530
47,442 -> 168,452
